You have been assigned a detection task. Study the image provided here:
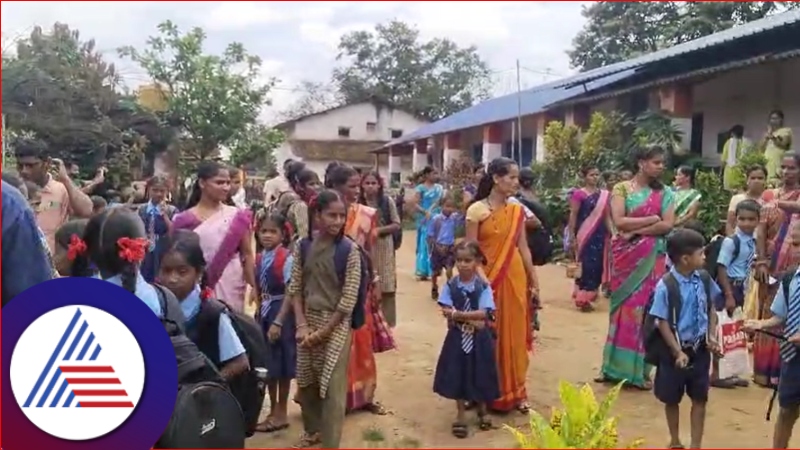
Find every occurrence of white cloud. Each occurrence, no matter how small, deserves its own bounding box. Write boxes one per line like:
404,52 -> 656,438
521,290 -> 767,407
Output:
0,1 -> 591,122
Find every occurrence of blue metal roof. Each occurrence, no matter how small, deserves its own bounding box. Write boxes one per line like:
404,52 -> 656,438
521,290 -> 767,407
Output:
552,8 -> 800,89
386,9 -> 800,148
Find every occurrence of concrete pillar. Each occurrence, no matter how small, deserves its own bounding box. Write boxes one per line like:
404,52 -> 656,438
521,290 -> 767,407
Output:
535,115 -> 548,162
482,123 -> 502,165
658,83 -> 693,153
443,132 -> 463,169
564,104 -> 591,129
413,139 -> 428,171
388,146 -> 402,176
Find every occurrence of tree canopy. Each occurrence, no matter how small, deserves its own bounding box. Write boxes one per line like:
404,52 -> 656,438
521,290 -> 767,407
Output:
568,2 -> 800,71
332,20 -> 492,121
2,23 -> 168,179
277,80 -> 344,122
118,20 -> 282,165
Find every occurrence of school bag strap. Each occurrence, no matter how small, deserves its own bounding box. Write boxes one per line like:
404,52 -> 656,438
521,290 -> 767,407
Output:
153,283 -> 187,335
782,271 -> 795,308
661,272 -> 683,330
725,235 -> 741,264
194,298 -> 229,365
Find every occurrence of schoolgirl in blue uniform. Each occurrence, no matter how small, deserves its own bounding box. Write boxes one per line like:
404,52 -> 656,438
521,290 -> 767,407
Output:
432,240 -> 500,439
252,210 -> 296,433
157,230 -> 249,381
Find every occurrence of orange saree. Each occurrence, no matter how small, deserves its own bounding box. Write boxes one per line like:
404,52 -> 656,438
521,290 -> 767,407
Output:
471,201 -> 530,412
344,204 -> 395,410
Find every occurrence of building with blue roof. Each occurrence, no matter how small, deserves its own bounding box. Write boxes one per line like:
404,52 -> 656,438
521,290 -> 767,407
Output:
375,9 -> 800,184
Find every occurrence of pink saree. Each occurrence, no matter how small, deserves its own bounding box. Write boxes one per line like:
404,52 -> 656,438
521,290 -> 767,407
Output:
571,189 -> 610,308
172,205 -> 253,312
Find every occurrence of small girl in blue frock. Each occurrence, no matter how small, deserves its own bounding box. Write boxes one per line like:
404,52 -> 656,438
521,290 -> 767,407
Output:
252,210 -> 295,433
432,240 -> 500,439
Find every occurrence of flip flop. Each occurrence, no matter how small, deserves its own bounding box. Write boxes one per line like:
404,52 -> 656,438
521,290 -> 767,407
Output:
256,420 -> 289,433
477,414 -> 494,431
293,432 -> 321,448
451,422 -> 468,439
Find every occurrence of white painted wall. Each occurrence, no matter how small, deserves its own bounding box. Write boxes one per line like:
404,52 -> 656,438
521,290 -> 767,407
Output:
693,57 -> 800,162
288,103 -> 428,142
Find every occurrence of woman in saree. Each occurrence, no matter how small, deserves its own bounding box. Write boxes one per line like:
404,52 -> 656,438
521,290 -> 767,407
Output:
465,157 -> 538,414
325,163 -> 396,415
172,161 -> 256,312
596,145 -> 675,390
721,124 -> 754,191
567,166 -> 611,311
754,153 -> 800,388
763,110 -> 793,186
413,166 -> 444,280
673,165 -> 701,227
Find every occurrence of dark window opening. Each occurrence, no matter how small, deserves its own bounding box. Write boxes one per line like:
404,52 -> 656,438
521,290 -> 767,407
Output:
338,127 -> 350,138
391,129 -> 403,139
690,113 -> 703,155
366,122 -> 376,132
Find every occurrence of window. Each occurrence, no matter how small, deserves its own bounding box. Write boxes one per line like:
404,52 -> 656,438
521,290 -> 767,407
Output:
338,127 -> 350,138
390,129 -> 403,139
366,122 -> 377,132
690,113 -> 704,155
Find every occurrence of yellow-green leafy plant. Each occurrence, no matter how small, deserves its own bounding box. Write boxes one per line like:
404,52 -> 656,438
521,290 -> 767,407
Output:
727,151 -> 768,192
505,380 -> 644,449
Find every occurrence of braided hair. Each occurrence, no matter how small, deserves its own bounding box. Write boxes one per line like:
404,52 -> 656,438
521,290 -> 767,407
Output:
71,208 -> 147,294
474,157 -> 518,203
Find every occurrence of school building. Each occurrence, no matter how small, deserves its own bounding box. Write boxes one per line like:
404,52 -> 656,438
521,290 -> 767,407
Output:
374,9 -> 800,180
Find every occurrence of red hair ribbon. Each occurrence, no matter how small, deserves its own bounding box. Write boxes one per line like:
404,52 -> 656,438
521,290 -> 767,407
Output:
200,286 -> 214,301
117,237 -> 148,263
67,234 -> 88,261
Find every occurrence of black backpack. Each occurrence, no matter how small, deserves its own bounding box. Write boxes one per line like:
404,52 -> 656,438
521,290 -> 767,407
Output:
380,195 -> 402,250
642,270 -> 713,365
704,234 -> 740,280
193,298 -> 269,437
152,285 -> 246,449
515,195 -> 553,266
299,236 -> 369,329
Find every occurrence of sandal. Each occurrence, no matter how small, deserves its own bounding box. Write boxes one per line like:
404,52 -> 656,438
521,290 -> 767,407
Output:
711,378 -> 737,389
255,419 -> 289,433
477,414 -> 494,431
516,402 -> 531,414
451,422 -> 469,439
293,432 -> 321,448
431,286 -> 439,300
365,402 -> 388,415
669,444 -> 685,449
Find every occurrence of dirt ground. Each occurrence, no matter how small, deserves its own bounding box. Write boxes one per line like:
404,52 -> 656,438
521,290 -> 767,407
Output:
246,231 -> 796,448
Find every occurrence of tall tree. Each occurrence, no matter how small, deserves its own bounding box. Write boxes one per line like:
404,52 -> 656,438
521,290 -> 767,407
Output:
277,80 -> 343,122
2,23 -> 167,179
119,21 -> 282,164
333,20 -> 492,121
569,2 -> 800,71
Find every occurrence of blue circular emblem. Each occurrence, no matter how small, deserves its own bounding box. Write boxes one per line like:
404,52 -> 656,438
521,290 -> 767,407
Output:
2,277 -> 177,450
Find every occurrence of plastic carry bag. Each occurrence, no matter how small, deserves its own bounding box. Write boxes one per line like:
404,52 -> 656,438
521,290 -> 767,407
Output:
716,307 -> 750,379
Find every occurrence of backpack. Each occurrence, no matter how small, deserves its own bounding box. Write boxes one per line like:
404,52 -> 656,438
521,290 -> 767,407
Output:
298,236 -> 368,329
380,195 -> 402,250
193,298 -> 270,437
704,234 -> 740,280
515,194 -> 554,266
642,270 -> 713,365
152,285 -> 246,449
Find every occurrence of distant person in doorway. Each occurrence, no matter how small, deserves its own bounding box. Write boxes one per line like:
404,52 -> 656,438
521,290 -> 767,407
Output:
763,110 -> 793,186
264,159 -> 294,205
721,125 -> 753,191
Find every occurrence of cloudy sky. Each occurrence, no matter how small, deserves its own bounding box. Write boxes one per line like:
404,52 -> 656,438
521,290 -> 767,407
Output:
1,1 -> 590,122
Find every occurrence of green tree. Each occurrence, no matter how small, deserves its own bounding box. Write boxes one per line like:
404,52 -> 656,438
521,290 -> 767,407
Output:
227,124 -> 283,172
277,80 -> 344,122
119,21 -> 281,164
333,20 -> 492,121
2,23 -> 166,178
568,2 -> 799,71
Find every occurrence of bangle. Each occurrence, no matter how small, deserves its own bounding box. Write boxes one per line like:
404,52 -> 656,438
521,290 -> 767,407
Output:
272,320 -> 283,328
297,323 -> 308,329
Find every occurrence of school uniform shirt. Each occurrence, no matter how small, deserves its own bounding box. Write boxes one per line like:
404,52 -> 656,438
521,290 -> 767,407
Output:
104,272 -> 163,317
438,276 -> 496,311
259,248 -> 294,290
427,212 -> 463,246
717,228 -> 756,280
182,287 -> 246,363
770,270 -> 800,361
649,268 -> 722,345
2,181 -> 54,306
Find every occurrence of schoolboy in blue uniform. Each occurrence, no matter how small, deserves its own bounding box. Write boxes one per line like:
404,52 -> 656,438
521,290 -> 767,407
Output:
649,228 -> 722,449
745,266 -> 800,448
714,199 -> 759,388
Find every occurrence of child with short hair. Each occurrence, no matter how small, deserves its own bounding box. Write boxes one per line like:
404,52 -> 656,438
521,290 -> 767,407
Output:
713,199 -> 759,388
253,210 -> 295,433
433,240 -> 499,438
427,195 -> 463,299
649,228 -> 722,449
744,222 -> 800,449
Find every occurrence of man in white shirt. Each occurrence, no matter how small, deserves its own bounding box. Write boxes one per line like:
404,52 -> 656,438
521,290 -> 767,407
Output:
263,158 -> 294,204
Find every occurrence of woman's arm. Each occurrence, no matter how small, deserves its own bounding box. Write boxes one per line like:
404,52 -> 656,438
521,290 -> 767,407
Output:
377,200 -> 401,237
776,200 -> 800,214
610,191 -> 659,232
773,129 -> 792,150
567,194 -> 580,254
239,230 -> 256,288
634,200 -> 675,236
604,208 -> 615,236
675,201 -> 700,227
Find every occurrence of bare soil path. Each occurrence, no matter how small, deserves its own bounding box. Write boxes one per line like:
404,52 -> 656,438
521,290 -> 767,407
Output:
246,231 -> 795,448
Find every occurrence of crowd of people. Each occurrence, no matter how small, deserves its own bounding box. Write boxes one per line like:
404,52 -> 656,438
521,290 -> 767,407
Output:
1,112 -> 799,448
